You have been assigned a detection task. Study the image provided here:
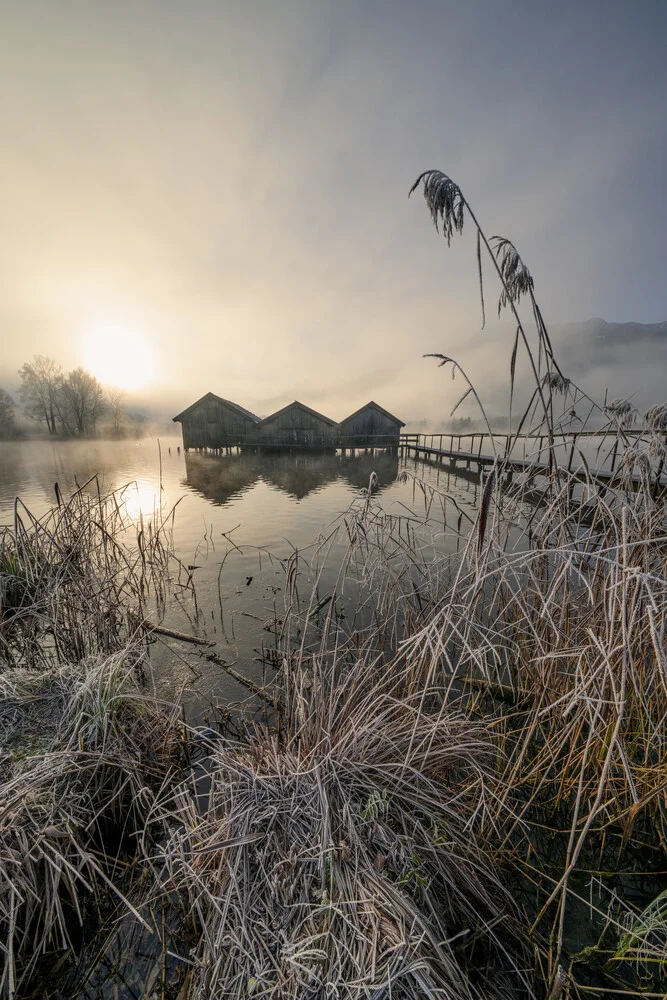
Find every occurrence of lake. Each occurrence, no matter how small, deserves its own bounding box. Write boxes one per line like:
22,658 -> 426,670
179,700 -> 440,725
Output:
0,437 -> 485,723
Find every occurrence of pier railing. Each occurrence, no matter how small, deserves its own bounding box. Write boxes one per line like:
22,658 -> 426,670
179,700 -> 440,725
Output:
399,430 -> 664,489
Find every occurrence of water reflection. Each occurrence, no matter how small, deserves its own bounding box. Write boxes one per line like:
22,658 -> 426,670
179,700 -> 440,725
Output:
0,437 -> 485,726
183,450 -> 399,505
121,480 -> 162,520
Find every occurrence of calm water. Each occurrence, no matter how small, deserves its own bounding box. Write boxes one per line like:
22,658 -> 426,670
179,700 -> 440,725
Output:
0,437 -> 486,722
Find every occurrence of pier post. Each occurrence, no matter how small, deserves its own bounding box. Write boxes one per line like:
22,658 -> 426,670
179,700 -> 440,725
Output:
567,435 -> 578,473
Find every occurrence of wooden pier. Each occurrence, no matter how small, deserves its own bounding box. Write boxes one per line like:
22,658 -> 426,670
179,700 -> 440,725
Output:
400,430 -> 666,491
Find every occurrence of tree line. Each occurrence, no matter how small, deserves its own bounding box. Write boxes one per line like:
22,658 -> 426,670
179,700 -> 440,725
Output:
0,356 -> 128,439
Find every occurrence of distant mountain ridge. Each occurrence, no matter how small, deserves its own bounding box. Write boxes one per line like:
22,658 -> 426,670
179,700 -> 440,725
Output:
547,318 -> 667,405
557,317 -> 667,346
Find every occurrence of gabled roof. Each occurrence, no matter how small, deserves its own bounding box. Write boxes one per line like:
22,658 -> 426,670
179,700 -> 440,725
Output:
173,392 -> 260,424
258,400 -> 338,428
339,400 -> 405,428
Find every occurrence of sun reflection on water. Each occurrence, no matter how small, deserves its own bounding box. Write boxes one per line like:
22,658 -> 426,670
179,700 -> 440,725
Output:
122,480 -> 161,521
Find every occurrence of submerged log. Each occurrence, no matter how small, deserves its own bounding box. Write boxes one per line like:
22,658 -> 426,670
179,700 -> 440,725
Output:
130,612 -> 215,646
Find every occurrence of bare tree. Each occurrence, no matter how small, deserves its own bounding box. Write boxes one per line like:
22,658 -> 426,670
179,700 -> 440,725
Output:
61,368 -> 106,435
106,386 -> 126,436
17,356 -> 63,434
0,388 -> 17,439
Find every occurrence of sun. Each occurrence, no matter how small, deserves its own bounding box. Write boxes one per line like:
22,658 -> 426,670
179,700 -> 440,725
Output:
81,323 -> 156,391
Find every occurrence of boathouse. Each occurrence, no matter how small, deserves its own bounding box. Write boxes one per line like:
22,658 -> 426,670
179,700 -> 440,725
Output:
338,401 -> 405,449
173,394 -> 405,452
172,393 -> 260,450
257,401 -> 338,450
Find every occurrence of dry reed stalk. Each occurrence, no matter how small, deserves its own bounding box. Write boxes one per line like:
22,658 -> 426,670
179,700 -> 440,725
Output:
0,480 -> 197,672
406,166 -> 667,986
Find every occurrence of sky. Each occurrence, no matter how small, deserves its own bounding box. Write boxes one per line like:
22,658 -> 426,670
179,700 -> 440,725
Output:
1,0 -> 666,426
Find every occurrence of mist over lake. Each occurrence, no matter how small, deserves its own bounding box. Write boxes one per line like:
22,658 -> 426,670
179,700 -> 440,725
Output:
0,436 -> 484,721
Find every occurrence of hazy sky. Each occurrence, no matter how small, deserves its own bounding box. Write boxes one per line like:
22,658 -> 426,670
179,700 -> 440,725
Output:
1,0 -> 666,425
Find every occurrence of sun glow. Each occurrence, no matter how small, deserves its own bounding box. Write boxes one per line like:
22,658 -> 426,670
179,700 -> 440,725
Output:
81,323 -> 155,391
122,480 -> 161,521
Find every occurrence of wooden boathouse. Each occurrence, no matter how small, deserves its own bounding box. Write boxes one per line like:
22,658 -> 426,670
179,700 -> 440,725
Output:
338,401 -> 405,450
257,401 -> 338,450
173,393 -> 405,452
172,393 -> 260,450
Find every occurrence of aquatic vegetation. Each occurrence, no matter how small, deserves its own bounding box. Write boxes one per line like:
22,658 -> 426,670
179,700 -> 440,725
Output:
0,478 -> 195,670
404,167 -> 667,991
614,888 -> 667,972
161,680 -> 527,1000
541,371 -> 571,395
645,401 -> 667,432
0,647 -> 186,998
605,397 -> 637,428
0,486 -> 190,998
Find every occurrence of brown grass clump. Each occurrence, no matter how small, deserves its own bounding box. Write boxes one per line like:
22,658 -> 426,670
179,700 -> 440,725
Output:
159,656 -> 528,1000
0,646 -> 185,998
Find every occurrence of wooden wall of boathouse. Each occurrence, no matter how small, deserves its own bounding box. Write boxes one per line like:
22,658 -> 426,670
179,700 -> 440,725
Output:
338,401 -> 405,449
257,401 -> 338,449
173,394 -> 406,451
172,393 -> 259,450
